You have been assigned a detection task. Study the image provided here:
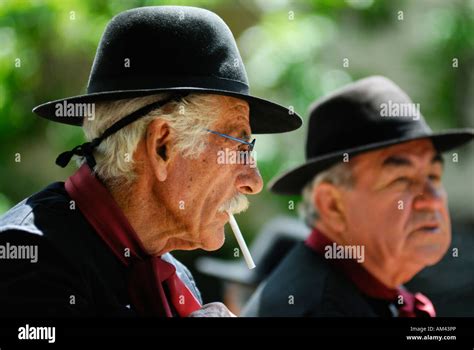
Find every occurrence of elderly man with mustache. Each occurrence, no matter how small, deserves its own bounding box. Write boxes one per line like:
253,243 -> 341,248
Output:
242,76 -> 473,317
0,6 -> 301,317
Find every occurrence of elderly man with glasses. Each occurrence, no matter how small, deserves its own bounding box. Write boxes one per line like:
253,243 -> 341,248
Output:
0,6 -> 301,317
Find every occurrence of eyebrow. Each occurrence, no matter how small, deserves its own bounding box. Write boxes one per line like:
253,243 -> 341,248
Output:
382,156 -> 413,168
223,123 -> 251,141
382,153 -> 444,168
231,104 -> 250,114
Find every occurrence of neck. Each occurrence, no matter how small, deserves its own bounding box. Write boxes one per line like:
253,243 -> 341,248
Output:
108,178 -> 184,256
359,254 -> 418,289
314,222 -> 419,289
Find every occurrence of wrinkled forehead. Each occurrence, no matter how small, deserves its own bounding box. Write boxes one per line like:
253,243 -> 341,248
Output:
212,96 -> 251,134
377,139 -> 437,161
351,139 -> 441,179
218,96 -> 250,119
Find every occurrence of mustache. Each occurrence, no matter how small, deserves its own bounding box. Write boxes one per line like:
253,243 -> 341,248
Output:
218,193 -> 249,215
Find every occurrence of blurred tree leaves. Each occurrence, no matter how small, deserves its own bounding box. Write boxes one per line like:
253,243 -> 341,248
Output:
0,0 -> 472,259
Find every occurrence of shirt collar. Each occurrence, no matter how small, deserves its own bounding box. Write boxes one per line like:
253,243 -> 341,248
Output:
65,164 -> 147,265
305,228 -> 399,300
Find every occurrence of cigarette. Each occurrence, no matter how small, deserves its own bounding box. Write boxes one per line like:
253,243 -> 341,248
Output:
226,211 -> 256,269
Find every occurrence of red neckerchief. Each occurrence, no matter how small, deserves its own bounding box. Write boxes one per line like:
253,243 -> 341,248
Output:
65,164 -> 201,317
305,228 -> 435,317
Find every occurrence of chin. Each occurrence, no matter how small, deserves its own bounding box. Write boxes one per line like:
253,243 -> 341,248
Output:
200,227 -> 226,251
412,244 -> 447,266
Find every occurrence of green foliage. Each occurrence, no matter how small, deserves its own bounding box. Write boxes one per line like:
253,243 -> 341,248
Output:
0,0 -> 472,256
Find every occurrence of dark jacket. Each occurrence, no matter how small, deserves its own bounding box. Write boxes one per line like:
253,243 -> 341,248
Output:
241,243 -> 394,317
0,182 -> 202,317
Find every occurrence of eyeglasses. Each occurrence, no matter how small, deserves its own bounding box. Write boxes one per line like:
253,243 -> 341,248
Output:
206,129 -> 256,152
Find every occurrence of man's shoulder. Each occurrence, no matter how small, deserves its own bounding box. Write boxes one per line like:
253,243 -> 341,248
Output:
242,242 -> 333,316
0,182 -> 73,234
242,242 -> 376,317
0,182 -> 109,265
0,183 -> 133,316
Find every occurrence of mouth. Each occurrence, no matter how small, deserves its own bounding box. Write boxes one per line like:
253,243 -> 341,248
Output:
217,210 -> 229,220
413,222 -> 441,234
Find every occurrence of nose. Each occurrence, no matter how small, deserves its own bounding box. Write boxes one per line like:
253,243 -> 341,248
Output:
235,165 -> 264,195
413,180 -> 445,212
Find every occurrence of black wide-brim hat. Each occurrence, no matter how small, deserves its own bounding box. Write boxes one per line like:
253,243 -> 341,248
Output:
32,6 -> 302,134
270,76 -> 474,195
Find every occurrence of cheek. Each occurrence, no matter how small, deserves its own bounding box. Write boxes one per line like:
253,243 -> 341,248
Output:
179,158 -> 224,199
379,193 -> 415,250
346,193 -> 395,229
440,192 -> 451,226
343,195 -> 375,249
193,172 -> 236,226
433,198 -> 452,249
345,193 -> 411,252
203,171 -> 234,206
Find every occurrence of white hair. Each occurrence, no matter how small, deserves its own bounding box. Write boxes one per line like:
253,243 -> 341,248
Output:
80,93 -> 221,187
299,161 -> 354,228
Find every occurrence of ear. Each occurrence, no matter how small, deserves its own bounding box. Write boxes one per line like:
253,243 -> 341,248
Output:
313,182 -> 347,235
146,118 -> 172,182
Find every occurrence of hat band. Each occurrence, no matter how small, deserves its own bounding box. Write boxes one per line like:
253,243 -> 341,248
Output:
87,75 -> 250,95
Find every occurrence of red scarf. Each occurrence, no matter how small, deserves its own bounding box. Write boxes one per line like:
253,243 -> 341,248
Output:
305,229 -> 435,317
65,164 -> 201,317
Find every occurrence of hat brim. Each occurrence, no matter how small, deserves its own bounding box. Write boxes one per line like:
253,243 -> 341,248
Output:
32,87 -> 302,134
269,129 -> 474,195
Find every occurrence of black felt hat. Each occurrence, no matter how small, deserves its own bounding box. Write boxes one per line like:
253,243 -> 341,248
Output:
32,6 -> 302,134
270,76 -> 474,195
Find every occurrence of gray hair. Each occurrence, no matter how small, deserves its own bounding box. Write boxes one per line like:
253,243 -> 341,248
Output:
80,93 -> 222,187
299,161 -> 354,228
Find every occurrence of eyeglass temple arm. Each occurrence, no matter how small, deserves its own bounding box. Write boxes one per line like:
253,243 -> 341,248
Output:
205,129 -> 255,148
